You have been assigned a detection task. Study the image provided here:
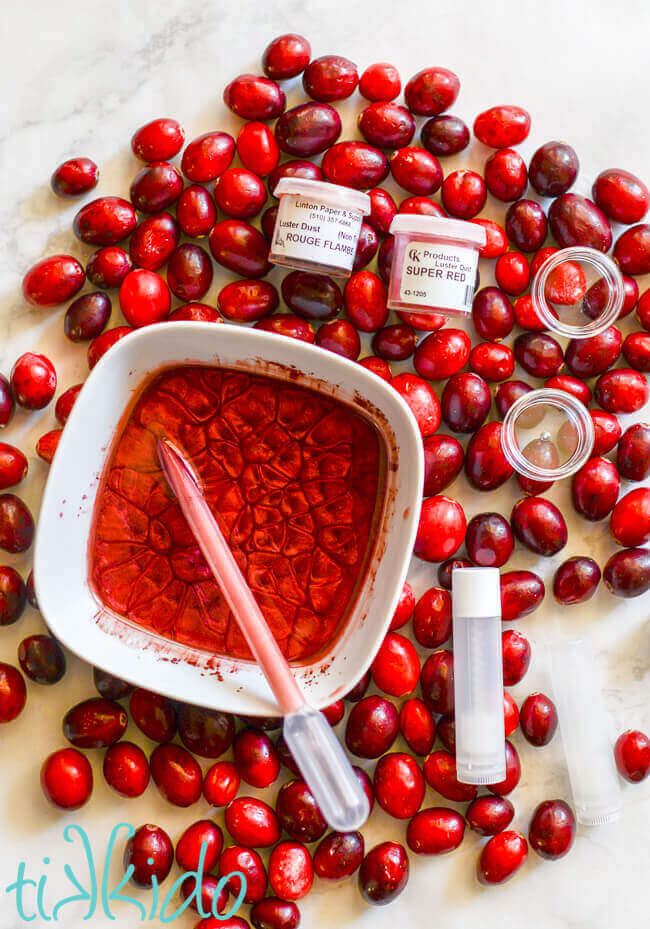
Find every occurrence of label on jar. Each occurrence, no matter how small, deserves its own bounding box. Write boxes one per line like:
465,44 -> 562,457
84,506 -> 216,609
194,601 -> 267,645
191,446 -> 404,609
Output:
399,240 -> 478,312
271,194 -> 363,271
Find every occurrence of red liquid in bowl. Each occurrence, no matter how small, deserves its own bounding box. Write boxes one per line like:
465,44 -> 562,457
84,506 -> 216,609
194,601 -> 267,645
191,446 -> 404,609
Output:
89,365 -> 385,662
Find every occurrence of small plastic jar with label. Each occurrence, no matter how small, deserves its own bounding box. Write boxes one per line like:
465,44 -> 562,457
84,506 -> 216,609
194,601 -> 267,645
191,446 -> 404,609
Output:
270,178 -> 371,278
387,215 -> 486,318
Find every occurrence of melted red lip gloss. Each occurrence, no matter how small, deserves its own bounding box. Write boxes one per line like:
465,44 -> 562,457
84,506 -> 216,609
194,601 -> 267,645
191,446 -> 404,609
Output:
90,365 -> 384,662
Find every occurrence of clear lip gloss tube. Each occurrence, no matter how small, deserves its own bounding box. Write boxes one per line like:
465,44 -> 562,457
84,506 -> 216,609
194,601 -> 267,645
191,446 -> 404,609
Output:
549,638 -> 622,825
452,567 -> 506,785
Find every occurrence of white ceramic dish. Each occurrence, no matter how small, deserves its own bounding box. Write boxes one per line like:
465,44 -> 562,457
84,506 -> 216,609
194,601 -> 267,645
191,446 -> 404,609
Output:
35,323 -> 423,715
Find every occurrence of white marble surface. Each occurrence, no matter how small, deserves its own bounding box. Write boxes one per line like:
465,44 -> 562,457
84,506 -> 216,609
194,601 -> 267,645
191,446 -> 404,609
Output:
1,0 -> 649,926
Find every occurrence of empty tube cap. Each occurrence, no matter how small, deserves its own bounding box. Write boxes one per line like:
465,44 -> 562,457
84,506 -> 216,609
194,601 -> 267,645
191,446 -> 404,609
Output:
452,567 -> 501,619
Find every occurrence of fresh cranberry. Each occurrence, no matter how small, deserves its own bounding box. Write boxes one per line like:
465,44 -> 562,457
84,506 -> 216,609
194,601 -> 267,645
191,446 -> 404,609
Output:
617,422 -> 650,480
610,487 -> 650,547
390,373 -> 441,437
359,356 -> 392,380
420,649 -> 454,714
544,374 -> 591,406
274,780 -> 326,843
467,796 -> 515,836
129,209 -> 181,267
474,106 -> 530,147
500,570 -> 545,621
495,251 -> 530,295
495,380 -> 533,418
471,219 -> 508,259
397,309 -> 446,330
93,668 -> 132,700
604,547 -> 650,598
203,761 -> 239,808
41,747 -> 92,809
529,800 -> 576,862
501,629 -> 531,685
150,743 -> 202,807
549,193 -> 612,252
18,634 -> 65,683
421,114 -> 469,157
487,740 -> 521,796
130,161 -> 182,213
614,729 -> 650,782
406,807 -> 465,855
565,326 -> 622,378
472,287 -> 514,340
553,556 -> 601,605
413,587 -> 451,648
572,457 -> 620,522
101,741 -> 149,798
353,222 -> 379,269
74,197 -> 137,246
86,246 -> 132,289
0,494 -> 34,553
340,271 -> 385,330
64,292 -> 111,341
415,496 -> 466,563
484,148 -> 528,202
373,753 -> 425,819
358,102 -> 414,149
177,704 -> 234,759
255,314 -> 315,343
584,273 -> 639,321
209,220 -> 270,278
23,254 -> 85,306
469,342 -> 516,382
613,223 -> 650,275
440,373 -> 490,433
506,199 -> 548,252
359,841 -> 409,905
63,697 -> 127,748
233,728 -> 280,788
321,701 -> 344,727
371,633 -> 420,697
11,353 -> 56,409
262,33 -> 310,79
478,831 -> 528,884
639,289 -> 650,329
365,187 -> 397,235
390,146 -> 442,195
175,820 -> 223,875
169,303 -> 221,323
441,170 -> 487,219
520,693 -> 558,747
25,571 -> 38,609
389,581 -> 415,631
466,513 -> 514,567
514,332 -> 564,378
33,430 -> 60,463
372,323 -> 416,360
129,688 -> 176,742
274,104 -> 341,161
217,280 -> 277,323
399,698 -> 436,755
224,74 -> 285,120
176,186 -> 217,237
623,331 -> 650,371
592,169 -> 649,224
438,558 -> 473,590
235,121 -> 280,178
51,156 -> 99,196
181,131 -> 235,182
359,62 -> 401,101
250,898 -> 299,929
197,918 -> 249,929
397,196 -> 445,218
595,368 -> 648,413
268,841 -> 313,901
354,766 -> 375,813
345,695 -> 399,758
465,422 -> 514,491
503,692 -> 519,740
590,410 -> 621,456
0,566 -> 25,626
529,142 -> 579,196
405,67 -> 459,116
118,269 -> 170,327
303,55 -> 358,101
312,832 -> 364,884
423,750 -> 476,801
414,329 -> 471,380
377,235 -> 394,283
124,824 -> 173,888
180,874 -> 228,916
435,715 -> 455,752
0,376 -> 14,429
131,117 -> 183,161
219,845 -> 268,904
315,318 -> 360,359
0,445 -> 27,490
321,141 -> 389,190
422,435 -> 464,496
214,167 -> 266,219
511,496 -> 567,556
166,244 -> 213,302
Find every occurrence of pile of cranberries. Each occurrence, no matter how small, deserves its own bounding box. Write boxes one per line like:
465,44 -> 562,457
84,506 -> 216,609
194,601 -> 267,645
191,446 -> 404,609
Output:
2,31 -> 650,926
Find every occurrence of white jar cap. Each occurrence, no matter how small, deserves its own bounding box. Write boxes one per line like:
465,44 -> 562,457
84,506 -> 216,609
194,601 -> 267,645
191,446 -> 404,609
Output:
452,566 -> 501,618
273,178 -> 371,215
390,214 -> 487,246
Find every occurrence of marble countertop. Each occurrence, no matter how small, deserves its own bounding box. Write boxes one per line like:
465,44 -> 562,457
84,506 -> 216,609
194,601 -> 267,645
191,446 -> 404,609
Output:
0,0 -> 649,926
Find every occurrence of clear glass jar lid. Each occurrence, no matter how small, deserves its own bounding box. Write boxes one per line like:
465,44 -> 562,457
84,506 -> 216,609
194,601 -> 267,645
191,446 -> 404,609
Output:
501,388 -> 595,481
531,246 -> 624,339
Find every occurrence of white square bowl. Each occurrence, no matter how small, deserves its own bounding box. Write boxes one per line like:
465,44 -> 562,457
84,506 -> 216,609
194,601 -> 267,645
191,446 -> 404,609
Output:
34,323 -> 423,715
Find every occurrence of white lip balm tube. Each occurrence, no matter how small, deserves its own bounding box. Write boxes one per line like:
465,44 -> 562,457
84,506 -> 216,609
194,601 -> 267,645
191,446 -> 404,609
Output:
549,638 -> 622,825
452,567 -> 506,785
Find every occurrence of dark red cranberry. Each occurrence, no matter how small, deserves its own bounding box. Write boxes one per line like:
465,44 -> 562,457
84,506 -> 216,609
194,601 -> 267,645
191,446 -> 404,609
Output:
519,693 -> 558,747
129,688 -> 177,742
315,318 -> 360,359
420,649 -> 454,715
176,185 -> 217,237
377,234 -> 394,283
209,219 -> 270,278
549,193 -> 612,252
617,422 -> 650,480
487,740 -> 521,796
614,729 -> 650,782
614,223 -> 650,275
269,160 -> 324,196
478,831 -> 528,884
353,222 -> 379,269
484,148 -> 528,202
181,131 -> 235,182
0,445 -> 27,490
466,796 -> 515,836
359,62 -> 401,101
412,587 -> 451,649
177,704 -> 234,759
18,634 -> 65,683
166,244 -> 213,301
276,779 -> 327,842
565,326 -> 622,378
495,380 -> 533,418
595,368 -> 648,413
514,332 -> 564,378
604,547 -> 650,598
545,373 -> 592,405
262,33 -> 311,79
465,422 -> 514,491
150,743 -> 202,807
422,435 -> 464,496
224,74 -> 285,120
233,728 -> 280,788
314,831 -> 364,881
219,845 -> 268,904
93,667 -> 132,700
0,494 -> 35,553
359,841 -> 409,905
421,115 -> 469,156
40,747 -> 92,809
466,513 -> 514,567
404,67 -> 460,116
255,314 -> 315,343
345,696 -> 399,758
51,157 -> 99,196
474,106 -> 530,148
130,161 -> 183,213
321,141 -> 389,190
124,824 -> 173,887
584,273 -> 639,321
390,146 -> 442,195
529,800 -> 576,859
553,556 -> 601,604
0,376 -> 14,428
274,102 -> 341,159
64,292 -> 111,342
472,287 -> 515,340
0,565 -> 25,625
511,496 -> 567,556
372,323 -> 415,360
282,271 -> 342,321
359,102 -> 415,149
303,55 -> 358,102
506,199 -> 548,252
440,372 -> 490,433
592,169 -> 649,224
500,570 -> 545,621
250,898 -> 300,929
529,142 -> 579,197
86,246 -> 132,289
63,697 -> 127,748
103,741 -> 149,798
218,280 -> 278,323
438,557 -> 473,590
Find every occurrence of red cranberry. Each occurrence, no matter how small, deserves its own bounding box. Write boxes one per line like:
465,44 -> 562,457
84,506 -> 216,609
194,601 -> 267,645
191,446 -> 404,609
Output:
592,169 -> 649,224
261,205 -> 279,239
219,845 -> 268,904
466,513 -> 514,567
465,422 -> 514,491
514,332 -> 564,378
614,729 -> 650,782
595,368 -> 648,413
0,565 -> 25,626
406,807 -> 465,856
0,376 -> 14,429
93,668 -> 132,700
506,199 -> 548,252
397,196 -> 445,218
565,326 -> 622,377
365,187 -> 397,235
467,796 -> 515,836
180,873 -> 228,916
423,750 -> 476,801
584,272 -> 639,320
390,373 -> 441,436
371,632 -> 419,697
618,422 -> 650,480
610,487 -> 650,547
250,898 -> 299,929
86,246 -> 132,289
405,67 -> 459,116
422,434 -> 464,496
504,691 -> 520,737
263,33 -> 310,79
487,740 -> 521,796
169,302 -> 221,323
436,715 -> 456,753
315,318 -> 360,359
613,223 -> 650,275
441,170 -> 486,219
354,766 -> 374,813
469,342 -> 515,382
0,445 -> 27,490
11,353 -> 56,409
377,234 -> 394,283
374,753 -> 425,819
18,634 -> 65,684
0,660 -> 26,726
495,380 -> 533,418
359,102 -> 414,149
484,148 -> 528,202
421,115 -> 469,156
275,781 -> 326,843
372,323 -> 415,360
303,55 -> 358,102
167,244 -> 213,301
119,269 -> 170,327
572,457 -> 620,521
389,580 -> 415,631
124,824 -> 173,887
472,287 -> 515,340
181,131 -> 235,182
64,292 -> 111,341
209,220 -> 270,279
604,547 -> 650,598
359,841 -> 409,905
233,728 -> 280,788
519,692 -> 558,747
224,74 -> 285,120
528,800 -> 576,860
591,410 -> 622,456
321,701 -> 344,726
441,372 -> 490,433
623,331 -> 650,371
413,586 -> 451,648
420,649 -> 454,714
214,168 -> 266,219
470,220 -> 507,261
553,556 -> 601,605
268,841 -> 313,901
0,494 -> 35,553
495,251 -> 530,295
274,103 -> 341,160
399,698 -> 436,755
218,280 -> 278,323
414,329 -> 471,380
41,747 -> 92,809
474,106 -> 530,147
130,688 -> 176,742
438,558 -> 473,590
502,630 -> 531,685
321,141 -> 389,190
197,918 -> 249,929
390,146 -> 442,195
313,831 -> 364,882
23,254 -> 85,306
549,193 -> 612,252
544,373 -> 592,405
51,157 -> 99,196
204,760 -> 239,807
176,186 -> 217,237
74,197 -> 137,246
132,118 -> 183,162
102,741 -> 149,798
415,496 -> 466,563
529,142 -> 579,197
176,820 -> 223,874
478,831 -> 528,884
129,162 -> 182,214
359,62 -> 401,101
500,570 -> 545,621
150,743 -> 202,807
345,695 -> 398,758
353,223 -> 379,269
178,704 -> 234,759
63,697 -> 127,748
255,314 -> 315,343
278,272 -> 340,322
511,496 -> 567,556
236,121 -> 279,177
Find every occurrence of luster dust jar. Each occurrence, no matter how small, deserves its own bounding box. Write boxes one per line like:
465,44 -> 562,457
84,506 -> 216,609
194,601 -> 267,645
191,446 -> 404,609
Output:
387,215 -> 486,318
501,388 -> 595,483
270,178 -> 371,278
531,246 -> 624,339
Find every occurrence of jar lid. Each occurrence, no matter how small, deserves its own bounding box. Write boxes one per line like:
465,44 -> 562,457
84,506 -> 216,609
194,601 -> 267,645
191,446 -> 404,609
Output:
531,246 -> 624,339
273,178 -> 371,215
500,388 -> 595,482
389,214 -> 487,246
